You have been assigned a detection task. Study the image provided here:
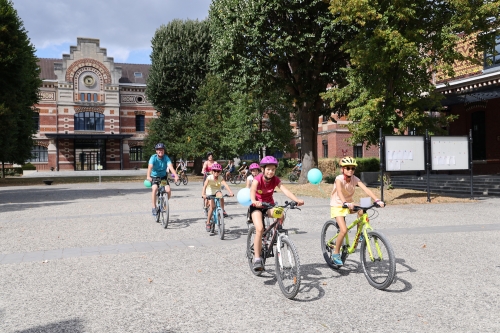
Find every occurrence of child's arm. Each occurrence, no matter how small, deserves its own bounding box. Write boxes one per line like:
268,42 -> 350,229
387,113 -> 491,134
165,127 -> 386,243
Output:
168,163 -> 178,182
357,181 -> 385,207
221,180 -> 234,196
277,183 -> 304,206
250,179 -> 261,207
201,178 -> 209,198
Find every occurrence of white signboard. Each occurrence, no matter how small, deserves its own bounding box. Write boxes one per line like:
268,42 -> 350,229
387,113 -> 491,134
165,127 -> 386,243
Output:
385,136 -> 425,171
431,136 -> 469,170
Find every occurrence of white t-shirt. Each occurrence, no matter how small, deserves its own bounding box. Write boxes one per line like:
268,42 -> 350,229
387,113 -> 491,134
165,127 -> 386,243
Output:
246,174 -> 254,188
330,174 -> 360,206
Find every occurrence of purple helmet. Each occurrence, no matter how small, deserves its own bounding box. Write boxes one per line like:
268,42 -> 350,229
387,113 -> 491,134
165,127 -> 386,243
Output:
249,163 -> 260,170
259,156 -> 278,167
211,163 -> 222,171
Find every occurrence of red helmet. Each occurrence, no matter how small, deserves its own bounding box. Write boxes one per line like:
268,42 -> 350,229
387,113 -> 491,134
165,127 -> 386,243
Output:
259,156 -> 278,167
211,163 -> 222,171
249,163 -> 260,170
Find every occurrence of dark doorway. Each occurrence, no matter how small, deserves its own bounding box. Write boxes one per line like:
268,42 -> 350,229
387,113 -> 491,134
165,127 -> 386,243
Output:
471,111 -> 486,160
75,139 -> 106,170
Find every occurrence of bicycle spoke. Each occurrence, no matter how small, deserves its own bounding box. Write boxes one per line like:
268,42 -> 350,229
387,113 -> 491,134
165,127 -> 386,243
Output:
360,231 -> 396,289
275,237 -> 301,299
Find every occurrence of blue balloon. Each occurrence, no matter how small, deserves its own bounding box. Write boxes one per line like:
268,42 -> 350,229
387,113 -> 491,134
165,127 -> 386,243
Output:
307,168 -> 323,184
144,179 -> 152,188
237,188 -> 252,207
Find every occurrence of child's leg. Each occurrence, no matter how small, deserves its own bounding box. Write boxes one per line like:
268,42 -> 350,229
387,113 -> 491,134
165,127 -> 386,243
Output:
206,199 -> 215,225
151,185 -> 158,208
221,198 -> 225,210
334,216 -> 348,254
251,210 -> 264,260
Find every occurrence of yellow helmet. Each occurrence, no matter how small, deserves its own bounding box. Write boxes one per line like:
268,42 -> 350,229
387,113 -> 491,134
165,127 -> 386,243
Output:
340,156 -> 357,167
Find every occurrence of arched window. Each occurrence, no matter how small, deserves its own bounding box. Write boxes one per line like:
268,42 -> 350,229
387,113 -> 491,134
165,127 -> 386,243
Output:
74,112 -> 104,131
27,145 -> 48,162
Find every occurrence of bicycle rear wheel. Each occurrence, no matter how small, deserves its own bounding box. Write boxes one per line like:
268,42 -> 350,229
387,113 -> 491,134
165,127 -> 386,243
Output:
160,194 -> 169,229
320,220 -> 343,269
360,230 -> 396,290
288,173 -> 298,183
246,225 -> 263,276
217,209 -> 224,240
275,236 -> 301,299
182,175 -> 188,185
234,175 -> 242,185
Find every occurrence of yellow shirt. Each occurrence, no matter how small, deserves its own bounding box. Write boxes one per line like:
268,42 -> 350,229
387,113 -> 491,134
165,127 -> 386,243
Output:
330,174 -> 360,206
206,174 -> 223,195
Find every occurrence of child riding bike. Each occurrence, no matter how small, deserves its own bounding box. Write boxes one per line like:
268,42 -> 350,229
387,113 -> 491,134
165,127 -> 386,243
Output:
146,143 -> 179,216
245,163 -> 260,222
202,163 -> 234,232
330,156 -> 385,266
250,156 -> 304,272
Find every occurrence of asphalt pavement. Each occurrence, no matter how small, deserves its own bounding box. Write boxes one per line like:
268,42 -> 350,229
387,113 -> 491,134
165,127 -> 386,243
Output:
0,177 -> 499,332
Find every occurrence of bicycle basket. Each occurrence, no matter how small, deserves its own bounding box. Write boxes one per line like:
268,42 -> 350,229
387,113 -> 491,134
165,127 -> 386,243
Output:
160,179 -> 167,186
272,206 -> 284,218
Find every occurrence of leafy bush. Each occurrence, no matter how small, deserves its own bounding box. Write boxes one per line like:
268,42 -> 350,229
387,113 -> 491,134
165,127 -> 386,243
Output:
22,163 -> 36,170
353,157 -> 380,176
141,162 -> 149,168
2,167 -> 23,175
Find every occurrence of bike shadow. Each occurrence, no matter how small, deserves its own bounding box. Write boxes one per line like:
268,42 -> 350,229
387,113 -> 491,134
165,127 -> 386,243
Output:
166,216 -> 206,230
383,258 -> 416,293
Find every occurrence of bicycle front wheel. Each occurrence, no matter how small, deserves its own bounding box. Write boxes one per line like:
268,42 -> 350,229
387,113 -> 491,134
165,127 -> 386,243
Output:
275,236 -> 301,299
217,209 -> 224,240
320,220 -> 341,269
246,225 -> 263,276
360,230 -> 396,290
182,175 -> 188,185
160,194 -> 170,229
234,175 -> 242,185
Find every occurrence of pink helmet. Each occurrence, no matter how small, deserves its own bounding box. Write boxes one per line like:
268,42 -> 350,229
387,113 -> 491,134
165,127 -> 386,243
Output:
249,163 -> 260,170
211,163 -> 222,171
260,156 -> 279,167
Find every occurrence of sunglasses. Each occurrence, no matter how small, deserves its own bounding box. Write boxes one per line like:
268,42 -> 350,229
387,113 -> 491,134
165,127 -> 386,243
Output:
344,166 -> 356,171
212,170 -> 221,173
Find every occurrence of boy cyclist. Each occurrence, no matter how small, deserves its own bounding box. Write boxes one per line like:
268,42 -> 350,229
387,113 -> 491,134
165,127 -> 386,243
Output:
146,143 -> 178,216
330,156 -> 385,266
202,163 -> 234,233
250,156 -> 304,272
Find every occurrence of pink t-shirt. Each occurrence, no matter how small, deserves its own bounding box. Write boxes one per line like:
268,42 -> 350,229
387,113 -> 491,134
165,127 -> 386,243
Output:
330,174 -> 360,206
254,173 -> 281,205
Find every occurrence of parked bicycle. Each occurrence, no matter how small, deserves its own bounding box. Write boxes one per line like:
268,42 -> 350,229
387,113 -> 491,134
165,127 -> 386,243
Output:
152,178 -> 170,229
205,191 -> 231,240
320,202 -> 396,290
246,201 -> 302,299
288,170 -> 300,183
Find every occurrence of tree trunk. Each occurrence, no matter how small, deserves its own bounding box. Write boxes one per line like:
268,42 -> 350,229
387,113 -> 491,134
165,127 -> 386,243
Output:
193,156 -> 203,175
298,105 -> 318,184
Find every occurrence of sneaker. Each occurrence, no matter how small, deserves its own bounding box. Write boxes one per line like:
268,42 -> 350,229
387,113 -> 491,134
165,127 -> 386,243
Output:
152,208 -> 157,216
223,210 -> 228,218
359,235 -> 364,243
331,253 -> 343,266
252,258 -> 264,272
206,223 -> 211,232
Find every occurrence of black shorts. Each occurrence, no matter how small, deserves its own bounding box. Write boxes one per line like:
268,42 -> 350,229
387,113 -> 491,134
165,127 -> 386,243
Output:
249,205 -> 269,227
152,176 -> 169,186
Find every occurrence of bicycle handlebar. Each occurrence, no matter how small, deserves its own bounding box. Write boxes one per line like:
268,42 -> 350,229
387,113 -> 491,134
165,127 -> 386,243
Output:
342,202 -> 384,210
261,201 -> 301,210
203,194 -> 233,199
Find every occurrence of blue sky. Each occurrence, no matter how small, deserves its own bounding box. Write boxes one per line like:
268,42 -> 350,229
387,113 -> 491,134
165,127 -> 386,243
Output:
12,0 -> 211,64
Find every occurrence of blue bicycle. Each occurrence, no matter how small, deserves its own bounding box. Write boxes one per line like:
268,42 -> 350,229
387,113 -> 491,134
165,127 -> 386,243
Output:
205,191 -> 232,240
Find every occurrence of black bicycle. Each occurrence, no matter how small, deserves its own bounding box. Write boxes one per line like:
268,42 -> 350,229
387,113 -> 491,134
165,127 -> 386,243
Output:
246,201 -> 302,299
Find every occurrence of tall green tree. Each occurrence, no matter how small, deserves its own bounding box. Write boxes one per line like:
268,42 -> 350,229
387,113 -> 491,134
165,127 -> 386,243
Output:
209,0 -> 351,181
0,0 -> 40,177
322,0 -> 500,145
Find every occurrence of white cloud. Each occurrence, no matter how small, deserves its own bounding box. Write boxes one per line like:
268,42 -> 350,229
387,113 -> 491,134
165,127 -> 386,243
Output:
12,0 -> 211,63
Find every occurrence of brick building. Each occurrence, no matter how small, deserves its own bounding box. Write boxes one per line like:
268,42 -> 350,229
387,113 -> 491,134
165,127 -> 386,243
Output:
32,37 -> 156,171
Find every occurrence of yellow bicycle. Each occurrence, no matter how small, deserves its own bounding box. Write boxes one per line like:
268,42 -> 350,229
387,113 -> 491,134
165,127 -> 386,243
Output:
320,203 -> 396,290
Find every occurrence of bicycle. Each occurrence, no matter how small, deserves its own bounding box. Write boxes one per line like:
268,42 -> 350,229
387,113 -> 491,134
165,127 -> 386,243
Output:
173,170 -> 188,186
152,178 -> 170,229
288,170 -> 300,182
232,172 -> 247,185
246,201 -> 302,299
320,203 -> 396,290
204,191 -> 231,240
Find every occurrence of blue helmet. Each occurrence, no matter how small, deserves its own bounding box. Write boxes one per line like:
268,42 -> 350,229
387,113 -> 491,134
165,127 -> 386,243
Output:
155,143 -> 165,150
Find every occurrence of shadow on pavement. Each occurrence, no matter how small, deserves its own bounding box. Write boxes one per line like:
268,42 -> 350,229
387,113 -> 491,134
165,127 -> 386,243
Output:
14,318 -> 85,333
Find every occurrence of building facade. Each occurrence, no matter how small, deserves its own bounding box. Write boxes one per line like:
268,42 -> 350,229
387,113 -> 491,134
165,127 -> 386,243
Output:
32,37 -> 156,171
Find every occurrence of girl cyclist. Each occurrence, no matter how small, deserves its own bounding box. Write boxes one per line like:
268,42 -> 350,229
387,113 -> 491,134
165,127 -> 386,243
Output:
202,152 -> 217,211
245,163 -> 260,222
202,163 -> 234,233
250,156 -> 304,272
330,156 -> 385,266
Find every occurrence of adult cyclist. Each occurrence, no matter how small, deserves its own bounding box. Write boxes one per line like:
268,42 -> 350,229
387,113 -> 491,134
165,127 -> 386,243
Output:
146,143 -> 178,216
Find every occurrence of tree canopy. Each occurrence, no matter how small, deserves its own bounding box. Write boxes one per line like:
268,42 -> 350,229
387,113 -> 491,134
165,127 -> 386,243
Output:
322,0 -> 500,145
0,0 -> 40,176
209,0 -> 352,179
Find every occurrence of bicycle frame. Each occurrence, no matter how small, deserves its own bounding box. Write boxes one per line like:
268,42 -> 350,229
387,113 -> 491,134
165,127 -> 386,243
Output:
327,207 -> 384,261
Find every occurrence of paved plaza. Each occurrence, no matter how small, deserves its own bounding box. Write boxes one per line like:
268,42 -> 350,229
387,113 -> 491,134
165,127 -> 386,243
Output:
0,178 -> 499,332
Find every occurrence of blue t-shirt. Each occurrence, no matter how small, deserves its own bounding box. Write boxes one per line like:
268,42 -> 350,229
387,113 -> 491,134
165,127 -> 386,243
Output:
149,154 -> 172,177
297,162 -> 302,171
